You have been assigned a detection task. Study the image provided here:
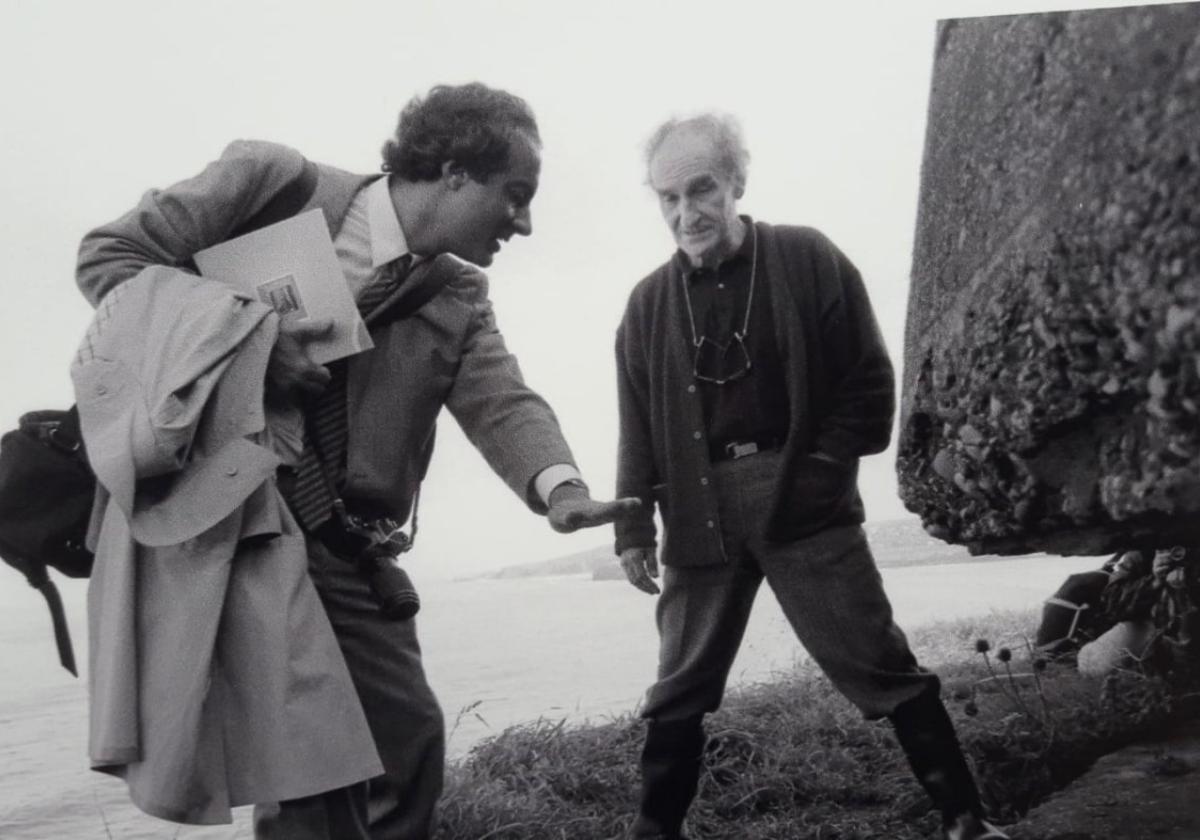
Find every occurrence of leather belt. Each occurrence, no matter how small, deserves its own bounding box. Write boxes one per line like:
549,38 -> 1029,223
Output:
709,434 -> 783,463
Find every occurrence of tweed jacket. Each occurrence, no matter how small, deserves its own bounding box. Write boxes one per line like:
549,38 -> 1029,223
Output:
77,139 -> 576,527
615,222 -> 894,566
73,269 -> 381,824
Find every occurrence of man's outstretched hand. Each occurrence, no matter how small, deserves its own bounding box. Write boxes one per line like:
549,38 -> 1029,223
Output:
546,485 -> 641,534
619,546 -> 660,595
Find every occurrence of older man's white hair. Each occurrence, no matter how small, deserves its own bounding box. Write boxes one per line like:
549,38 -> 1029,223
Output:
643,112 -> 751,192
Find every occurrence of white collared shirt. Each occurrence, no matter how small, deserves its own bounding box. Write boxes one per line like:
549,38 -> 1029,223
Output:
332,175 -> 581,507
332,175 -> 411,300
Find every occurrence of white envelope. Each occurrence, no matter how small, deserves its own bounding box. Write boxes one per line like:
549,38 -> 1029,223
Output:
194,209 -> 373,364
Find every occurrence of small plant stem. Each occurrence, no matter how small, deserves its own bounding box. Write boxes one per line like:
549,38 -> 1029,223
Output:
1002,658 -> 1034,718
980,651 -> 1021,708
1024,638 -> 1055,730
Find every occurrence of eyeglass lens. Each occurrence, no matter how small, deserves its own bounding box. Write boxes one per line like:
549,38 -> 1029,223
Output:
693,334 -> 752,384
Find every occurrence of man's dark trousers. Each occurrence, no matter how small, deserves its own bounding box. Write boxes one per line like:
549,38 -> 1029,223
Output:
255,538 -> 445,840
631,449 -> 945,838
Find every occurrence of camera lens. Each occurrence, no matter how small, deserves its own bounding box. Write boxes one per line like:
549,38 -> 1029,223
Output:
360,552 -> 420,621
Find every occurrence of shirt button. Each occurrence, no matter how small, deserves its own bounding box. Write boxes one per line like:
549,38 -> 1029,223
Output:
225,466 -> 239,477
687,384 -> 696,393
700,477 -> 709,486
717,282 -> 725,290
693,431 -> 702,440
706,520 -> 715,528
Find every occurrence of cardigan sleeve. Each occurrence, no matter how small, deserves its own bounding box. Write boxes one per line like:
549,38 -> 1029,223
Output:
613,317 -> 659,554
810,234 -> 896,462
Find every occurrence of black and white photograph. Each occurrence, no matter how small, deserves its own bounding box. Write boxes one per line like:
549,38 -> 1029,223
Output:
1,1 -> 1197,838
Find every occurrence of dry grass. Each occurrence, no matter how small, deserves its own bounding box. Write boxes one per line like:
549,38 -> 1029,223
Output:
434,609 -> 1186,840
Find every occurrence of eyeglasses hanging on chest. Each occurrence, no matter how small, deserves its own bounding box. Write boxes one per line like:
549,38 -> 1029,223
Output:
681,227 -> 758,386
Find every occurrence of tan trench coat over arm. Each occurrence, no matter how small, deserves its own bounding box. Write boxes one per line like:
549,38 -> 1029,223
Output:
74,270 -> 381,824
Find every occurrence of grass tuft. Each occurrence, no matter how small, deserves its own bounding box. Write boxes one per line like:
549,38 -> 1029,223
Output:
435,609 -> 1189,839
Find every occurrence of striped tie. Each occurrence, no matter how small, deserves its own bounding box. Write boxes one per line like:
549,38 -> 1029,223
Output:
286,254 -> 413,530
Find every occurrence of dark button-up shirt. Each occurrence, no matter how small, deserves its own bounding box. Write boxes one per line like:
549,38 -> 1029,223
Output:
677,218 -> 790,451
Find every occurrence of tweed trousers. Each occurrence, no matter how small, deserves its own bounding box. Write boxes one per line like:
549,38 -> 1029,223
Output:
642,450 -> 936,723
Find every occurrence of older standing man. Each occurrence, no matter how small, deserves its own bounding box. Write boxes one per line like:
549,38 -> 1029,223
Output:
76,82 -> 637,840
614,114 -> 1007,840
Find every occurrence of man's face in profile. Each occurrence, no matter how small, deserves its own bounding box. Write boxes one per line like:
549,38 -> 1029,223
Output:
442,131 -> 541,267
649,127 -> 743,267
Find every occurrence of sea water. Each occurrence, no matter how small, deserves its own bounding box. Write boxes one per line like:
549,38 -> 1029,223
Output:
0,555 -> 1099,838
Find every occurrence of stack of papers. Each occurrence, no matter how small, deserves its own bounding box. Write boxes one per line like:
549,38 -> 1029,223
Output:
194,209 -> 372,364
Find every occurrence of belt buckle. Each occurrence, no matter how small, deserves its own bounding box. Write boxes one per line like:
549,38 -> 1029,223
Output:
726,441 -> 759,460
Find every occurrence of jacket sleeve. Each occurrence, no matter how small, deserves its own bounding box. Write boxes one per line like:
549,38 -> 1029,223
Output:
76,140 -> 307,306
443,268 -> 577,514
810,233 -> 895,462
613,317 -> 658,554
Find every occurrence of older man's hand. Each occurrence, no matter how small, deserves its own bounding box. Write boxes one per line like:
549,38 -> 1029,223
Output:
268,317 -> 334,398
546,484 -> 640,534
619,546 -> 660,595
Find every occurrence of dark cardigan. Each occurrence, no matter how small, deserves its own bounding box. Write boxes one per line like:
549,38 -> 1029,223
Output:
614,222 -> 894,567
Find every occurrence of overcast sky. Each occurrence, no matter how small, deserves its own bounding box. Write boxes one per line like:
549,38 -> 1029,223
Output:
0,0 -> 1176,581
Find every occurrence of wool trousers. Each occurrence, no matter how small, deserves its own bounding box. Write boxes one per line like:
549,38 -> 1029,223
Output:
632,450 -> 939,838
254,537 -> 445,840
642,450 -> 935,724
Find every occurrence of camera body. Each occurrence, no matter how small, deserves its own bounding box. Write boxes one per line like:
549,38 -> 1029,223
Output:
334,503 -> 420,621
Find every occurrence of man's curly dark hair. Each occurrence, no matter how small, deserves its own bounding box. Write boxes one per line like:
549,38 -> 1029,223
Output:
381,83 -> 540,183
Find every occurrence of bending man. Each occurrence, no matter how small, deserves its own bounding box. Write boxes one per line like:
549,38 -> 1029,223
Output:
77,82 -> 637,840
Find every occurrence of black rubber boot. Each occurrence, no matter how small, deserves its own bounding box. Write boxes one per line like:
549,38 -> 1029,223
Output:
889,685 -> 986,830
628,716 -> 705,840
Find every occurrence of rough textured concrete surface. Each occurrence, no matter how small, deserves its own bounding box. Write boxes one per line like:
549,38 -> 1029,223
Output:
899,4 -> 1200,556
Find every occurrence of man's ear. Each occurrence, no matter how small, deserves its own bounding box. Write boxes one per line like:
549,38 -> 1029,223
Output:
733,182 -> 746,200
441,161 -> 470,191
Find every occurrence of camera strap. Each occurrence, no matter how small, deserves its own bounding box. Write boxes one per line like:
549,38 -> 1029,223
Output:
299,408 -> 419,557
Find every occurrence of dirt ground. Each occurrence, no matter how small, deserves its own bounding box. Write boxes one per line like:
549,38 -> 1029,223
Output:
1011,717 -> 1200,840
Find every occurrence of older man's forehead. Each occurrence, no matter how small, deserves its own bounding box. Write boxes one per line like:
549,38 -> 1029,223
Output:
650,129 -> 723,186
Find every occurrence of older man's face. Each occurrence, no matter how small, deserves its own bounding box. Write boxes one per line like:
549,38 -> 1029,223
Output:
648,128 -> 743,268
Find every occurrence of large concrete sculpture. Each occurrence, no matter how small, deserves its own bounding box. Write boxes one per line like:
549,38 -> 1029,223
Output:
899,4 -> 1200,556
